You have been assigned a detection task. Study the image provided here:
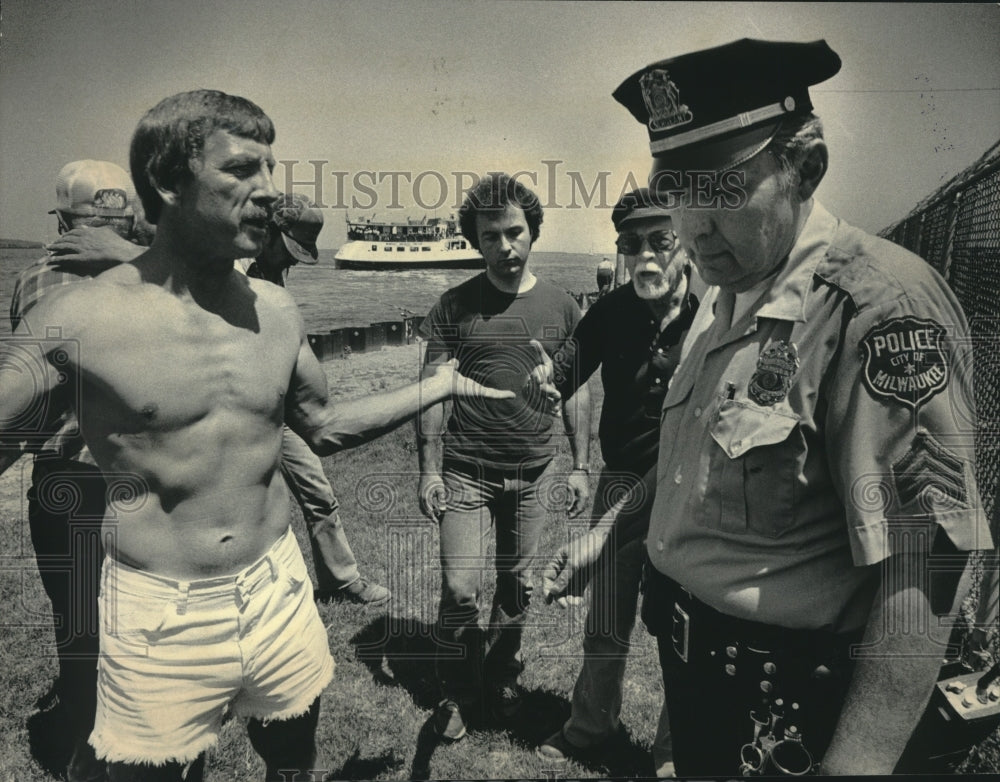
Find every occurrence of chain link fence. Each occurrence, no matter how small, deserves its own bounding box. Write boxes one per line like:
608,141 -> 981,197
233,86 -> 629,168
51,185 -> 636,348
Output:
880,140 -> 1000,661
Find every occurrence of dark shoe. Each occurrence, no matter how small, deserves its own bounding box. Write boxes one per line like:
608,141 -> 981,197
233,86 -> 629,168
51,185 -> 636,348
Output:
315,578 -> 391,606
490,680 -> 525,720
535,728 -> 584,765
432,699 -> 467,742
535,727 -> 619,767
35,682 -> 60,712
66,737 -> 106,782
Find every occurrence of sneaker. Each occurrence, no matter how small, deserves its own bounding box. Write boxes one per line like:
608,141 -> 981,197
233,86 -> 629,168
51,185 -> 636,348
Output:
490,680 -> 525,720
316,578 -> 391,606
432,699 -> 467,742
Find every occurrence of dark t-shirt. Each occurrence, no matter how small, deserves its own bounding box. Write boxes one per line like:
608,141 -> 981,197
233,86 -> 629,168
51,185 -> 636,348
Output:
556,283 -> 698,475
420,273 -> 582,470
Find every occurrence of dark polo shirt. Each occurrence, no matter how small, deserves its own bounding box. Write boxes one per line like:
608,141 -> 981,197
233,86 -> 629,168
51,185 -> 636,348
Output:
557,283 -> 697,475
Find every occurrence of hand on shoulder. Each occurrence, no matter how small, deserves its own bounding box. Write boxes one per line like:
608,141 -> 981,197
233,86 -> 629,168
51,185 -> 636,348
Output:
45,225 -> 143,265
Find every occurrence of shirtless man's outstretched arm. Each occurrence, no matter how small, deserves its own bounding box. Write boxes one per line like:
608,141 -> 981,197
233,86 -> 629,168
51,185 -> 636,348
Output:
0,88 -> 530,782
284,312 -> 510,454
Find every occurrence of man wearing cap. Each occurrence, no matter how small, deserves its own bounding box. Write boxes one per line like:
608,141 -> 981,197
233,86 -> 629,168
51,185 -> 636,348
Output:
535,188 -> 697,776
1,89 -> 523,781
13,160 -> 138,328
545,39 -> 992,776
239,192 -> 390,606
8,159 -> 141,782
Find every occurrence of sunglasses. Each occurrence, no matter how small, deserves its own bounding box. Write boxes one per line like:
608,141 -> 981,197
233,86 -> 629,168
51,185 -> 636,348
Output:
615,229 -> 677,255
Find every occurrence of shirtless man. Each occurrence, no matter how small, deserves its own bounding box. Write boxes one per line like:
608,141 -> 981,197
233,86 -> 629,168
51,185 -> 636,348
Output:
0,89 -> 522,782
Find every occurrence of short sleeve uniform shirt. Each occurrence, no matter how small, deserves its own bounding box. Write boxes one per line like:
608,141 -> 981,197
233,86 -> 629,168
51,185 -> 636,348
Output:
646,201 -> 993,633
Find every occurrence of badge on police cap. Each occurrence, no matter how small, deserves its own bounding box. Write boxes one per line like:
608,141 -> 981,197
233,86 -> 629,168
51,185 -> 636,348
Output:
641,70 -> 693,132
861,317 -> 949,409
748,340 -> 799,406
613,39 -> 841,175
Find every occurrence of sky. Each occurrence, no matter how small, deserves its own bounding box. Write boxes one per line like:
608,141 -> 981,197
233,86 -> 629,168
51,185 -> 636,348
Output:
1,1 -> 997,254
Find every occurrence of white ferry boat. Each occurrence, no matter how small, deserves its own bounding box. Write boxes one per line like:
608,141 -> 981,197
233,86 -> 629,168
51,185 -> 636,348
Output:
334,214 -> 483,270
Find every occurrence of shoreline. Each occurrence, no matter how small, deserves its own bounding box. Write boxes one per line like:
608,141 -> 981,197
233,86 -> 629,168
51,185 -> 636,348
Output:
321,341 -> 426,398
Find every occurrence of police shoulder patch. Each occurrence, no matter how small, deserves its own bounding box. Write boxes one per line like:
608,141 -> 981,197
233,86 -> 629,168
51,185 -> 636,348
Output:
860,316 -> 949,409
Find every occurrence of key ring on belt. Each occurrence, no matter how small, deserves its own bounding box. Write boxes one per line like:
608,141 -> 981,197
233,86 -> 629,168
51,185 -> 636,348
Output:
767,736 -> 815,776
738,700 -> 816,776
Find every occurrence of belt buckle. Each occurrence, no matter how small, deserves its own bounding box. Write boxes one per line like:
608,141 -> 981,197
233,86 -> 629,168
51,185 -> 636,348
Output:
672,602 -> 690,663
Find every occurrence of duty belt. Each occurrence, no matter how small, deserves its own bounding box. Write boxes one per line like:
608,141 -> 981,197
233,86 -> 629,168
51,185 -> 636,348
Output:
643,561 -> 865,776
643,561 -> 862,669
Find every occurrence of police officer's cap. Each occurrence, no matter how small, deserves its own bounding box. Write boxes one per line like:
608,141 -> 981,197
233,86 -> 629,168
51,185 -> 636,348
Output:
613,39 -> 841,175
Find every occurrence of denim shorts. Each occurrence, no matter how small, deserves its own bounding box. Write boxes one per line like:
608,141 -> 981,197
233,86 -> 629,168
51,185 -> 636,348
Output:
90,526 -> 335,765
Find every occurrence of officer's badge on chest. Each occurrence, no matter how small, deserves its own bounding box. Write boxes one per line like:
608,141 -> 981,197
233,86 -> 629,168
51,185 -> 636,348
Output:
748,340 -> 800,406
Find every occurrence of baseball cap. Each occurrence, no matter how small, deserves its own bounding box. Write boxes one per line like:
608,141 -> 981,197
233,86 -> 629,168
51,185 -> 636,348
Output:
612,188 -> 670,231
271,193 -> 323,265
613,39 -> 841,175
49,159 -> 134,217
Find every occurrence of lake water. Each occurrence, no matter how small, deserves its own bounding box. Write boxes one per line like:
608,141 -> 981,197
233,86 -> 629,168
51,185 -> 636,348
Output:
0,248 -> 605,336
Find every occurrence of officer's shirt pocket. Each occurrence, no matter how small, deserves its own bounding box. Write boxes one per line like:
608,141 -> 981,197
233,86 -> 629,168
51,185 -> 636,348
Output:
707,399 -> 801,537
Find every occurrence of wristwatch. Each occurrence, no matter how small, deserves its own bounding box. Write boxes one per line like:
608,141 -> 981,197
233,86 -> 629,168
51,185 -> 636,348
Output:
572,462 -> 590,474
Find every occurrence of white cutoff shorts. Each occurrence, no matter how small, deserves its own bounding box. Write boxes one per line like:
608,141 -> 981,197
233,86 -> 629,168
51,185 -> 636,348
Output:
90,525 -> 335,765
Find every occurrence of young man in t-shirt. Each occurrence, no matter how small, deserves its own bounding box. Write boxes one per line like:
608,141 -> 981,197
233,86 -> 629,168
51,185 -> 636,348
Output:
416,173 -> 591,740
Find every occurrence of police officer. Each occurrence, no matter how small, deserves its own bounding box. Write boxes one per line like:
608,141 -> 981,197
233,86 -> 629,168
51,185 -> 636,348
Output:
545,38 -> 993,776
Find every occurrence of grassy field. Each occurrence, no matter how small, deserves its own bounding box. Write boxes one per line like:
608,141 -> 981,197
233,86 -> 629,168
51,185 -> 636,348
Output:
1,344 -> 998,779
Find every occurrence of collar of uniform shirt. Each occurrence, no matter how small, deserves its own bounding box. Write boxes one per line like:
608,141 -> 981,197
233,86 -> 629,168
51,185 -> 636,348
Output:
754,199 -> 837,324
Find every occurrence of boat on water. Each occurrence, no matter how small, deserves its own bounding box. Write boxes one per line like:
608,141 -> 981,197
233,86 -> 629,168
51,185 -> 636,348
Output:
334,214 -> 483,270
